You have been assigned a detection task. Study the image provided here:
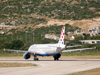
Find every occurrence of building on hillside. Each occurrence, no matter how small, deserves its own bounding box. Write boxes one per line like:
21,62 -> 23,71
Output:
68,30 -> 85,35
45,34 -> 59,40
67,30 -> 86,40
80,40 -> 100,44
74,29 -> 86,35
88,25 -> 100,36
0,31 -> 5,34
0,25 -> 14,30
67,30 -> 74,34
70,36 -> 75,40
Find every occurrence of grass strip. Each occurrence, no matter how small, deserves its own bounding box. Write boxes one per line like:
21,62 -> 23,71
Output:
68,68 -> 100,75
0,62 -> 37,67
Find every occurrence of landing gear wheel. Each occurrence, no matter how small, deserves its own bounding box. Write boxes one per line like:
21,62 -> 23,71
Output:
56,58 -> 58,60
54,58 -> 56,60
54,58 -> 59,61
34,57 -> 39,61
53,54 -> 61,61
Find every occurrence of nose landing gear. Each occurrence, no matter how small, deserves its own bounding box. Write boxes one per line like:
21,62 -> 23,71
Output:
34,56 -> 39,61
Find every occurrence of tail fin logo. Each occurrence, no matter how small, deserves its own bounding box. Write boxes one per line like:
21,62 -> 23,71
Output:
58,26 -> 65,45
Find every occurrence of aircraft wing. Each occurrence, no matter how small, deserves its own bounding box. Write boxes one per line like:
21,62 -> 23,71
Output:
62,47 -> 96,52
4,48 -> 28,53
67,45 -> 82,48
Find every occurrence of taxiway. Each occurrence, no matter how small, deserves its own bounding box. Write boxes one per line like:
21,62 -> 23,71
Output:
0,59 -> 100,75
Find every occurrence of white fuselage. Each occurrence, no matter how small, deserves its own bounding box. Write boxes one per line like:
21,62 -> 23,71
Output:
28,44 -> 66,55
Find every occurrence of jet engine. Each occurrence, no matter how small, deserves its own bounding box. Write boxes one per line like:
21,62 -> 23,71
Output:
53,53 -> 61,60
23,52 -> 31,59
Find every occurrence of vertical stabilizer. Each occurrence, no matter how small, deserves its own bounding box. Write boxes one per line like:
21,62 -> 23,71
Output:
58,26 -> 65,45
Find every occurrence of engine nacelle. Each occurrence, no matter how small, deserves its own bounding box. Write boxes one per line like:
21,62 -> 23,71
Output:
23,52 -> 31,59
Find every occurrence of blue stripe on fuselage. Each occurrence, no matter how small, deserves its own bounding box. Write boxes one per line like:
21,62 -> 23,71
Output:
42,54 -> 47,56
39,53 -> 59,56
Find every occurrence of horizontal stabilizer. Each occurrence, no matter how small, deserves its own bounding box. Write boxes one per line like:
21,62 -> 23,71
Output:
62,47 -> 96,52
67,45 -> 82,48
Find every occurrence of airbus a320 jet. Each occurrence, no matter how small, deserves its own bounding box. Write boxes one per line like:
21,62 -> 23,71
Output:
4,26 -> 95,61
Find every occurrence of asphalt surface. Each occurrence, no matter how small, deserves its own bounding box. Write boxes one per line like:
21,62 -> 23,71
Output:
0,59 -> 100,75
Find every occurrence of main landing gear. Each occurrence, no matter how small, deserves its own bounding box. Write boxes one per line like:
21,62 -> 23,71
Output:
34,56 -> 39,61
54,58 -> 59,60
53,54 -> 61,61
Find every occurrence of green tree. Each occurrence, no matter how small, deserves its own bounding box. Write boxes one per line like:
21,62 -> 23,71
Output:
11,40 -> 24,49
75,35 -> 84,40
4,42 -> 11,49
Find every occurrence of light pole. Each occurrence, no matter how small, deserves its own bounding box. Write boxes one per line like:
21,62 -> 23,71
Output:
26,31 -> 28,42
32,29 -> 35,43
11,34 -> 13,41
20,36 -> 21,40
33,33 -> 34,43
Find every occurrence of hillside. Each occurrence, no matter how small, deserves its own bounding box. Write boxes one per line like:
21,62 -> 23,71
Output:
1,0 -> 100,50
0,0 -> 100,26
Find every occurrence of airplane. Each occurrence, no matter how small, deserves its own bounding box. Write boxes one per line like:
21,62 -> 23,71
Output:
4,26 -> 95,61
